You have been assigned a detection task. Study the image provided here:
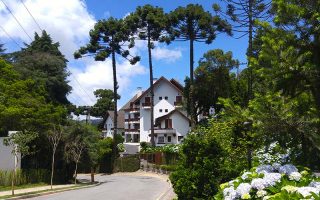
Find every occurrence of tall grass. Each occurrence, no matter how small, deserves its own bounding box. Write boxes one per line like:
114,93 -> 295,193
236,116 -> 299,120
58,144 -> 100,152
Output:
0,169 -> 50,186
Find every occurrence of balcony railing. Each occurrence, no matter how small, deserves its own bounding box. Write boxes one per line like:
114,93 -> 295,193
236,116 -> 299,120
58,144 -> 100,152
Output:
154,128 -> 176,134
125,117 -> 140,122
125,129 -> 140,133
142,102 -> 151,107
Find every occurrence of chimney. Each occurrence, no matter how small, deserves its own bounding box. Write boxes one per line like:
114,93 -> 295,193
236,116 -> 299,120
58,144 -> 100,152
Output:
153,78 -> 158,83
136,87 -> 143,96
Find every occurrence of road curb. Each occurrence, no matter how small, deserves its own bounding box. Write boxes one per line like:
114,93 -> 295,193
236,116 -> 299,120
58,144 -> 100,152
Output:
2,182 -> 101,200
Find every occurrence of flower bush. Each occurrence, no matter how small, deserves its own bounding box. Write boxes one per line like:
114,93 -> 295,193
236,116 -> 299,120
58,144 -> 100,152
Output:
215,164 -> 320,199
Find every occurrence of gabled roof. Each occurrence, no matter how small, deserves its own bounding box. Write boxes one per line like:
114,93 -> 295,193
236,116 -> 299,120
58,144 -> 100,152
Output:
121,93 -> 141,110
106,110 -> 125,129
133,76 -> 184,103
155,109 -> 190,126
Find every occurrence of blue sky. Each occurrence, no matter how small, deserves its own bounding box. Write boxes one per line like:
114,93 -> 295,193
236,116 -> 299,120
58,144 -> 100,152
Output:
0,0 -> 248,108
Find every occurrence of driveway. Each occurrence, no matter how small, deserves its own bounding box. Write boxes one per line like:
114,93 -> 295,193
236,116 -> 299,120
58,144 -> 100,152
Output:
27,173 -> 171,200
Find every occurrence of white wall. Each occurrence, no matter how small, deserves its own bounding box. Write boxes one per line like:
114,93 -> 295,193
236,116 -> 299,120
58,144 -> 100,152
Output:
103,116 -> 113,138
0,137 -> 21,171
139,79 -> 184,143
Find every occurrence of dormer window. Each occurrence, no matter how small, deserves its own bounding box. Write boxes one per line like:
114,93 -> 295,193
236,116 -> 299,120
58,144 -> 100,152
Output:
159,96 -> 162,100
165,96 -> 168,100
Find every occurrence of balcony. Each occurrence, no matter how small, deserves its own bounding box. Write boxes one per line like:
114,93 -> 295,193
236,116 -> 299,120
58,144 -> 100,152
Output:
129,107 -> 140,113
174,101 -> 183,108
142,102 -> 151,109
154,128 -> 176,134
125,129 -> 140,134
130,117 -> 140,123
125,117 -> 140,123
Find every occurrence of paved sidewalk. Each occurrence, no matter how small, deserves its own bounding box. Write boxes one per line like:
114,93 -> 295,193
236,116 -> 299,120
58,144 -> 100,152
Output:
0,184 -> 75,197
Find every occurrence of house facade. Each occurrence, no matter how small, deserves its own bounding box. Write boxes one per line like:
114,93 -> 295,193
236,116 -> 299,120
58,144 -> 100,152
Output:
102,110 -> 125,138
123,77 -> 190,146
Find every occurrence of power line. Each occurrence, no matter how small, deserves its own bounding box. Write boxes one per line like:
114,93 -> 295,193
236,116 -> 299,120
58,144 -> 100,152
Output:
0,0 -> 32,41
70,72 -> 96,105
19,0 -> 42,32
0,25 -> 22,48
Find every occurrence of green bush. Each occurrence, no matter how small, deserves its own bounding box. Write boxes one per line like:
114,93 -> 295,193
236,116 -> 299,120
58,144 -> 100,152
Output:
160,165 -> 177,172
113,155 -> 140,172
0,169 -> 50,186
170,132 -> 225,199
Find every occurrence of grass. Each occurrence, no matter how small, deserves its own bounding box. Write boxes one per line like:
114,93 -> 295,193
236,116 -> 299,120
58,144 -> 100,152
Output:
0,183 -> 47,192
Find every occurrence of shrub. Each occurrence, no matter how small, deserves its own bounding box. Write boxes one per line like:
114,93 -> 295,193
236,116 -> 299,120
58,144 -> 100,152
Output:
113,155 -> 140,172
170,132 -> 225,199
0,169 -> 50,186
215,163 -> 320,199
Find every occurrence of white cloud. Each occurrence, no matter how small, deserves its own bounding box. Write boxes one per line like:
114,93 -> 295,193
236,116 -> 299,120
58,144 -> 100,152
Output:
153,46 -> 182,62
129,40 -> 182,63
0,0 -> 181,106
68,58 -> 147,106
0,0 -> 95,59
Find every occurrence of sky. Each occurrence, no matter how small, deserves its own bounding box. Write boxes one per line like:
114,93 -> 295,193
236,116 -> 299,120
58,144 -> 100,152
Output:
0,0 -> 248,109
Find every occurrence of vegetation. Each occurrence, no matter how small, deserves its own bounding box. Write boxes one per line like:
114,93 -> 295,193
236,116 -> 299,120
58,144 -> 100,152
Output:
1,1 -> 320,199
167,4 -> 231,125
126,5 -> 168,147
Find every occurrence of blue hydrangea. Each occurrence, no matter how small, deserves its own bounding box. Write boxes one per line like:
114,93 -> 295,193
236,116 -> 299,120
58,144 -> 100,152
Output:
278,164 -> 298,175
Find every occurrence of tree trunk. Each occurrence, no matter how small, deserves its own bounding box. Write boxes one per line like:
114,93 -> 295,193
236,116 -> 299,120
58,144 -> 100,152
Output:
148,29 -> 155,147
74,161 -> 79,185
189,38 -> 196,127
247,0 -> 253,103
90,167 -> 95,183
50,148 -> 56,190
112,50 -> 118,156
11,153 -> 17,196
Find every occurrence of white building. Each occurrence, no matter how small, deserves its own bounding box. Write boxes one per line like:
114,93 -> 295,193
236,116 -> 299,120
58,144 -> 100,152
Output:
0,136 -> 21,171
122,77 -> 190,147
102,110 -> 125,138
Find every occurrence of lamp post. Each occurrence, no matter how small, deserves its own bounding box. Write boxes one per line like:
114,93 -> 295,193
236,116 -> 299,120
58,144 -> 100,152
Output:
243,121 -> 253,169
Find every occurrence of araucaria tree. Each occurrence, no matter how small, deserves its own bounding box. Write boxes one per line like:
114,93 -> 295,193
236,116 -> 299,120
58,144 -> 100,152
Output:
74,18 -> 140,153
167,4 -> 231,125
125,5 -> 167,146
213,0 -> 271,102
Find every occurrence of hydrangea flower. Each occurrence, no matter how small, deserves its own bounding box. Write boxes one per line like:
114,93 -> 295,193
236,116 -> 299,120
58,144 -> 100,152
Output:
272,163 -> 281,171
263,173 -> 282,186
297,187 -> 320,197
223,186 -> 237,200
309,181 -> 320,189
236,183 -> 252,197
257,190 -> 267,197
281,185 -> 298,193
251,178 -> 267,190
256,165 -> 274,174
289,172 -> 302,181
279,164 -> 298,175
241,193 -> 251,199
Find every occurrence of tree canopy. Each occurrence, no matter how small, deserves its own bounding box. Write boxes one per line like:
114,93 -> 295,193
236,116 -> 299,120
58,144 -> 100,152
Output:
11,30 -> 71,105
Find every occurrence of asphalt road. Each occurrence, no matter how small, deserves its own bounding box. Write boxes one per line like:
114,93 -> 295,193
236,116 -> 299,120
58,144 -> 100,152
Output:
27,174 -> 169,200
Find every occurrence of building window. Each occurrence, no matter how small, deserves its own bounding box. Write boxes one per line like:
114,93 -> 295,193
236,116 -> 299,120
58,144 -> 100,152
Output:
159,109 -> 163,112
178,136 -> 184,141
165,119 -> 172,128
167,136 -> 172,143
158,136 -> 165,144
159,96 -> 162,100
165,109 -> 168,112
165,96 -> 168,100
